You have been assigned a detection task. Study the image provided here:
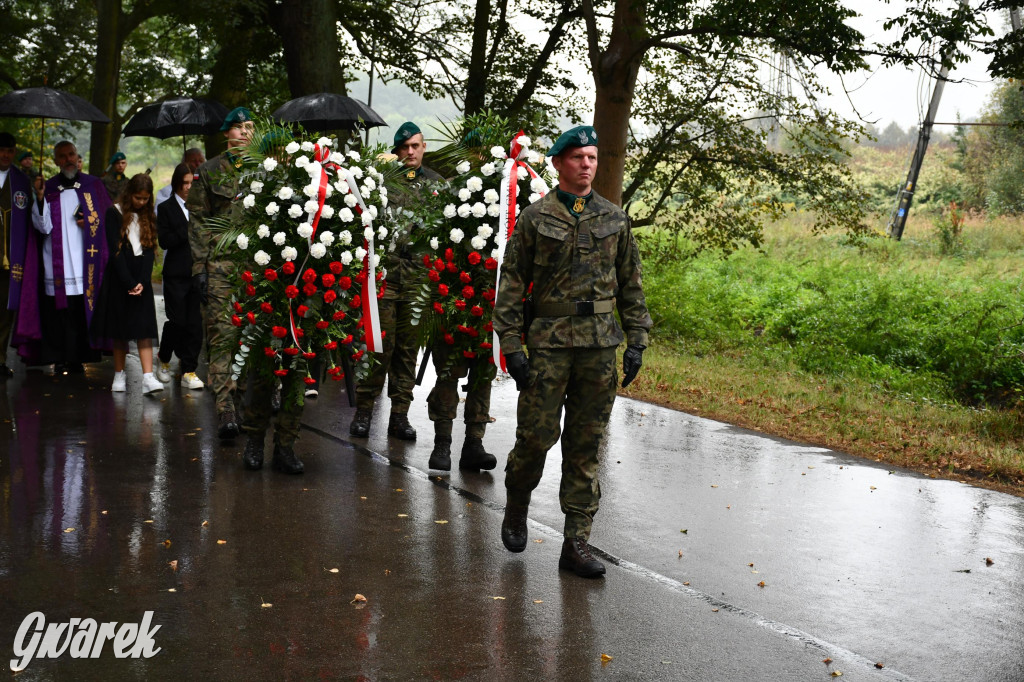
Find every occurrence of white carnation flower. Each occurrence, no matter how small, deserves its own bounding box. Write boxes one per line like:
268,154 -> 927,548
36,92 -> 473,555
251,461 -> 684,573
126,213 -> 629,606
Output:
340,250 -> 353,265
527,150 -> 543,165
309,242 -> 327,259
379,185 -> 387,197
377,225 -> 388,240
301,141 -> 315,152
467,176 -> 484,192
297,224 -> 313,239
530,177 -> 547,194
236,234 -> 249,249
338,207 -> 355,223
254,250 -> 270,266
429,237 -> 439,250
480,163 -> 496,176
281,246 -> 298,261
483,189 -> 499,204
273,232 -> 286,245
458,188 -> 472,202
528,193 -> 541,204
372,253 -> 380,268
491,146 -> 507,159
285,141 -> 301,155
349,166 -> 363,179
516,135 -> 531,148
456,160 -> 471,174
457,203 -> 471,218
368,205 -> 378,219
320,204 -> 335,219
265,202 -> 280,216
305,161 -> 323,179
334,179 -> 349,194
250,180 -> 264,193
517,166 -> 529,181
242,194 -> 256,208
317,137 -> 331,148
363,226 -> 374,241
339,230 -> 353,245
263,158 -> 278,172
329,152 -> 345,165
301,184 -> 317,199
277,186 -> 294,200
347,150 -> 361,162
487,204 -> 500,217
470,235 -> 486,250
319,231 -> 335,245
361,212 -> 372,226
344,194 -> 358,208
355,246 -> 367,260
477,224 -> 493,238
304,199 -> 320,214
491,248 -> 500,259
362,177 -> 376,191
449,228 -> 465,243
294,155 -> 310,169
471,202 -> 487,218
443,204 -> 457,219
287,204 -> 303,219
257,224 -> 270,238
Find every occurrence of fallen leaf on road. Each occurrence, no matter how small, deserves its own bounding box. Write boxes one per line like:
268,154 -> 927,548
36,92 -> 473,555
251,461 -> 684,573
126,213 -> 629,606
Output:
870,486 -> 877,490
261,602 -> 272,608
533,539 -> 543,543
601,654 -> 613,664
169,560 -> 178,571
360,496 -> 367,500
831,672 -> 842,677
985,557 -> 994,566
217,539 -> 227,545
397,514 -> 409,518
64,528 -> 75,533
726,505 -> 731,509
328,568 -> 339,573
955,569 -> 971,573
875,662 -> 885,669
144,520 -> 154,524
710,485 -> 718,488
201,520 -> 209,527
678,550 -> 682,558
757,581 -> 766,588
101,510 -> 108,515
435,520 -> 448,524
711,608 -> 719,612
167,588 -> 176,593
351,594 -> 367,603
162,539 -> 172,548
680,529 -> 688,534
533,600 -> 543,604
683,582 -> 690,586
822,658 -> 832,665
394,488 -> 403,493
808,466 -> 815,469
748,563 -> 754,567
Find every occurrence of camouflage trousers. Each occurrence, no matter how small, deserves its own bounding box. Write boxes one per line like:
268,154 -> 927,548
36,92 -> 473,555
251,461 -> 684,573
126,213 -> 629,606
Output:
354,297 -> 419,414
426,343 -> 496,439
505,346 -> 618,541
242,364 -> 305,447
204,270 -> 237,414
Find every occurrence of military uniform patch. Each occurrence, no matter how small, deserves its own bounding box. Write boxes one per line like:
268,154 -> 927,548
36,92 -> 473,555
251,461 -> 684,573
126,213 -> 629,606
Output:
406,170 -> 416,180
14,190 -> 27,209
573,197 -> 585,213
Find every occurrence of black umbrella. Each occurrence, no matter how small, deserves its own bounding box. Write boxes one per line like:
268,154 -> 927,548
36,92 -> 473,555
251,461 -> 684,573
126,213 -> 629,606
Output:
122,97 -> 229,152
272,92 -> 386,133
0,86 -> 111,174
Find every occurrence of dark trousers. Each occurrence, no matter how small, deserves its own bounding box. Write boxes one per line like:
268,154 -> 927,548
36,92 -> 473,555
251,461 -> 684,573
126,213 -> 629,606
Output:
0,272 -> 14,361
158,276 -> 203,373
40,294 -> 101,366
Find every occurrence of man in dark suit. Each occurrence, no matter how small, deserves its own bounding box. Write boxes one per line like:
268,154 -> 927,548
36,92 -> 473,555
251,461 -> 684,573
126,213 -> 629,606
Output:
156,163 -> 204,389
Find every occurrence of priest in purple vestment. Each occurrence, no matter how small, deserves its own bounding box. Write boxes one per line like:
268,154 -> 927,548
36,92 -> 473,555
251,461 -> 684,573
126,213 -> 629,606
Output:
0,131 -> 32,378
12,140 -> 112,373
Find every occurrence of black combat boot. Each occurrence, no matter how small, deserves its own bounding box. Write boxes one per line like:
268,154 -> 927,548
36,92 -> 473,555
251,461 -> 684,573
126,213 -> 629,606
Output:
459,437 -> 497,471
558,538 -> 606,578
428,436 -> 452,471
501,503 -> 529,552
218,410 -> 240,440
349,407 -> 372,437
387,412 -> 416,441
242,434 -> 265,471
272,443 -> 304,474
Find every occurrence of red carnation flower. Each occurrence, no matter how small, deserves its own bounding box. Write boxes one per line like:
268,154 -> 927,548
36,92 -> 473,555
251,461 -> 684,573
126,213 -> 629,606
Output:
462,285 -> 475,299
342,334 -> 354,345
333,310 -> 346,321
245,284 -> 256,297
297,304 -> 309,317
230,315 -> 242,327
471,305 -> 484,317
349,294 -> 362,308
329,261 -> 343,275
438,284 -> 449,296
455,299 -> 466,311
285,285 -> 299,299
428,270 -> 440,282
302,282 -> 317,296
444,333 -> 455,345
272,326 -> 288,338
283,347 -> 300,356
331,374 -> 343,382
480,341 -> 493,350
351,350 -> 364,361
303,351 -> 317,359
260,302 -> 274,313
483,321 -> 493,332
422,254 -> 432,267
304,376 -> 317,385
322,273 -> 336,288
295,328 -> 304,338
324,290 -> 337,303
484,258 -> 498,270
282,262 -> 296,275
339,276 -> 352,290
446,262 -> 458,273
356,271 -> 367,284
274,369 -> 289,377
434,258 -> 445,271
444,248 -> 454,261
241,270 -> 253,283
460,271 -> 472,284
433,302 -> 444,315
467,252 -> 481,266
264,268 -> 278,281
246,312 -> 256,324
316,320 -> 330,330
302,268 -> 318,283
263,347 -> 276,357
463,350 -> 476,358
232,301 -> 243,313
483,288 -> 496,302
324,341 -> 338,350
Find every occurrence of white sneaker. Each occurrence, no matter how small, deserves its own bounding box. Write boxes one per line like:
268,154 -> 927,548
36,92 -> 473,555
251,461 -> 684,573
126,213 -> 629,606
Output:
156,361 -> 173,383
181,372 -> 205,390
111,372 -> 126,392
305,387 -> 319,398
142,373 -> 164,394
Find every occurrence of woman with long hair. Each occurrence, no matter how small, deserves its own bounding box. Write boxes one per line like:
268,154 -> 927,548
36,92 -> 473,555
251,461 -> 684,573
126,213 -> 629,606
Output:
90,173 -> 163,393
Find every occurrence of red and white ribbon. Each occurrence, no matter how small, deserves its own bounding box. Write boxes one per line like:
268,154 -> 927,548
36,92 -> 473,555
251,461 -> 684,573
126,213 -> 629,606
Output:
494,131 -> 547,370
338,167 -> 383,353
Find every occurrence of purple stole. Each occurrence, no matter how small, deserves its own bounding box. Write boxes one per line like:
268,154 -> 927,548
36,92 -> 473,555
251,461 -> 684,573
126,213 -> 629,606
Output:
5,167 -> 31,309
12,173 -> 111,360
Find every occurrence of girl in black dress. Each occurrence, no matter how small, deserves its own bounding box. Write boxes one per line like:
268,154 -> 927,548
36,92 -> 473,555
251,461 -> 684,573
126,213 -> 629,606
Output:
90,173 -> 162,393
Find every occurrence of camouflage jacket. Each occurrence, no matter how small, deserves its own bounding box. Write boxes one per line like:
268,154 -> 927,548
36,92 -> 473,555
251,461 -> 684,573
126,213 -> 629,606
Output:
102,173 -> 128,202
493,190 -> 651,352
383,164 -> 443,299
187,153 -> 240,277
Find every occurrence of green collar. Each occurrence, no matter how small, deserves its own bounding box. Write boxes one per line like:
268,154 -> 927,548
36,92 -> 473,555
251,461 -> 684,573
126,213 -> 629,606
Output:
556,188 -> 592,217
225,151 -> 243,169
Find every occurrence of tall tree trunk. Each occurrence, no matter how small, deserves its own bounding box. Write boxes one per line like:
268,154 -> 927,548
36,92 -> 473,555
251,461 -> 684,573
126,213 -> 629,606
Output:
89,0 -> 122,176
464,0 -> 492,116
272,0 -> 347,97
588,0 -> 646,207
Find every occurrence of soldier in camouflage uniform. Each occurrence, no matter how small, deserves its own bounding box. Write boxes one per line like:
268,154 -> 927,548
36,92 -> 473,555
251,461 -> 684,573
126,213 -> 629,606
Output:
349,122 -> 440,441
102,151 -> 129,201
425,343 -> 498,472
493,125 -> 651,578
187,106 -> 252,442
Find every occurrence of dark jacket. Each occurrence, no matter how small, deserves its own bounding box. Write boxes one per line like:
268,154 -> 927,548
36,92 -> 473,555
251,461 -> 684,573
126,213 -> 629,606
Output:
157,195 -> 193,279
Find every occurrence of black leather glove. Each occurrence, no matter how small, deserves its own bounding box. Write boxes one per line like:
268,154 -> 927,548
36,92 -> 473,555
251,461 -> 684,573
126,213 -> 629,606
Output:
621,344 -> 645,388
504,351 -> 530,391
192,273 -> 209,306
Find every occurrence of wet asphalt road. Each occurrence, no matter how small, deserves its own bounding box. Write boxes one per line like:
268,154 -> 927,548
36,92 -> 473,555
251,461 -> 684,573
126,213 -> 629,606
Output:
1,320 -> 1023,680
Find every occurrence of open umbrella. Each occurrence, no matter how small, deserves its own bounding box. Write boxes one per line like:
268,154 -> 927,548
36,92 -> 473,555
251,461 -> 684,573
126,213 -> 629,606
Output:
122,97 -> 229,153
272,92 -> 386,133
0,86 -> 111,175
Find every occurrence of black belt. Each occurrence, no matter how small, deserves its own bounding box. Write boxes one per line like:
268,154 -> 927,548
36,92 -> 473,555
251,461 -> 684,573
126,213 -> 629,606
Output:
534,300 -> 614,317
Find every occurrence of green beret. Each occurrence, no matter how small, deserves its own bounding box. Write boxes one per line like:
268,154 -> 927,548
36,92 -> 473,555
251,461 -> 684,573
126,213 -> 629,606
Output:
392,121 -> 421,151
16,151 -> 32,162
220,106 -> 252,132
109,151 -> 126,164
0,132 -> 15,149
546,125 -> 599,157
